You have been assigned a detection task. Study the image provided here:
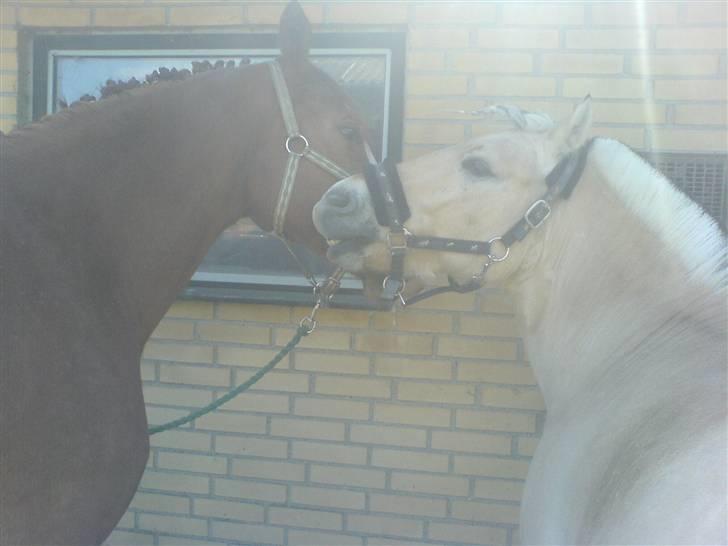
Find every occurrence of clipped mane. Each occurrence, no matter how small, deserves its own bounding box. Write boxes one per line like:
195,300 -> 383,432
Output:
591,138 -> 727,289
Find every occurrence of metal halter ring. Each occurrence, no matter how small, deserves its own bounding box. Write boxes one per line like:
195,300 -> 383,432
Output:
285,134 -> 310,157
383,275 -> 406,295
487,237 -> 510,262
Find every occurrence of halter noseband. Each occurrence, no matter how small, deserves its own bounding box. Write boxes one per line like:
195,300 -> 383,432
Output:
365,138 -> 596,306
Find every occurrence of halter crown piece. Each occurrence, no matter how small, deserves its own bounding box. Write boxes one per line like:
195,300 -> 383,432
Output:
365,138 -> 596,307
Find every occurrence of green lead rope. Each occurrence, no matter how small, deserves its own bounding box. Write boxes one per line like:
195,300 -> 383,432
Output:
148,325 -> 310,436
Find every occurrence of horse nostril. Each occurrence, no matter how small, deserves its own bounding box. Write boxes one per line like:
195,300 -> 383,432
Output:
326,186 -> 354,211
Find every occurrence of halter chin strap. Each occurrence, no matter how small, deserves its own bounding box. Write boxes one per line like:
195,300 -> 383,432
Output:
268,61 -> 351,237
370,138 -> 596,307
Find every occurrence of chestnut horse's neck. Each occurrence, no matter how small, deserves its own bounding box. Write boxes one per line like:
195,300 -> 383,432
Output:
3,62 -> 276,344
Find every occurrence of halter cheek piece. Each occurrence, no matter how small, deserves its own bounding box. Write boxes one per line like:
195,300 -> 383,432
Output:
365,138 -> 596,306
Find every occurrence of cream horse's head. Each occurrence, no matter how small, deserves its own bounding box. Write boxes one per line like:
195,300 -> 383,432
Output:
313,98 -> 593,295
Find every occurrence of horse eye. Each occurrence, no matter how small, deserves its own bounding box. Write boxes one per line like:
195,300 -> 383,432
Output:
461,156 -> 494,179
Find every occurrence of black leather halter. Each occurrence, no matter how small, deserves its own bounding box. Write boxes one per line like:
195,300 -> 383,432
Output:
364,138 -> 596,306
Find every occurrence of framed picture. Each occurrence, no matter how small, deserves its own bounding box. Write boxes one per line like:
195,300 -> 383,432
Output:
32,32 -> 405,308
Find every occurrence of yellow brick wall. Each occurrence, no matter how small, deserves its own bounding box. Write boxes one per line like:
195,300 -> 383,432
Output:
1,2 -> 726,545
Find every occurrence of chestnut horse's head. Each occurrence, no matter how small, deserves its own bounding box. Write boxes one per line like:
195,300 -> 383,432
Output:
244,1 -> 369,254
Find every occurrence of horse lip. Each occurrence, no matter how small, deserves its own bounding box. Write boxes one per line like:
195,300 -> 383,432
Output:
326,238 -> 372,260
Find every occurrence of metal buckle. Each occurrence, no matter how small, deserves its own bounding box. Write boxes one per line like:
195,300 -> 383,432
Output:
524,199 -> 551,229
387,230 -> 409,250
285,134 -> 310,157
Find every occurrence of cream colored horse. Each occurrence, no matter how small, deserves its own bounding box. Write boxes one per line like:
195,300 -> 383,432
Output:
313,99 -> 727,545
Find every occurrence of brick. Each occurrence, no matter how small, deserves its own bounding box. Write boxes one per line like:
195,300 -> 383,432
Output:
242,370 -> 310,393
150,319 -> 194,341
328,2 -> 408,24
409,28 -> 470,49
288,530 -> 363,546
139,470 -> 210,495
105,530 -> 154,546
310,307 -> 372,329
475,76 -> 556,97
542,53 -> 623,75
150,429 -> 212,452
398,381 -> 475,405
591,2 -> 677,25
503,3 -> 584,25
169,6 -> 243,26
368,540 -> 432,546
439,337 -> 517,361
657,28 -> 726,50
292,440 -> 367,465
651,128 -> 727,152
374,403 -> 451,427
144,342 -> 213,364
231,459 -> 305,482
457,409 -> 537,433
370,493 -> 447,518
129,492 -> 190,515
406,98 -> 485,120
270,507 -> 343,531
275,327 -> 350,350
475,478 -> 525,502
450,51 -> 534,74
197,322 -> 270,344
355,332 -> 433,355
140,362 -> 155,381
316,376 -> 391,399
145,407 -> 191,429
518,437 -> 540,457
674,104 -> 727,126
594,126 -> 645,149
591,102 -> 666,125
478,29 -> 559,50
482,386 -> 545,411
0,95 -> 17,116
407,51 -> 445,71
566,29 -> 646,50
216,302 -> 290,323
166,300 -> 213,319
0,6 -> 16,26
143,385 -> 213,408
116,512 -> 135,529
0,30 -> 17,49
294,397 -> 369,420
480,291 -> 515,314
458,362 -> 537,386
0,118 -> 16,134
654,79 -> 726,101
211,521 -> 283,545
563,77 -> 648,99
194,412 -> 266,434
405,122 -> 465,145
213,478 -> 286,503
157,538 -> 220,546
158,452 -> 227,475
294,352 -> 369,375
138,514 -> 207,537
684,2 -> 726,23
218,346 -> 289,369
221,391 -> 290,414
373,448 -> 449,473
391,472 -> 469,497
291,485 -> 366,511
310,464 -> 386,489
374,356 -> 452,381
432,430 -> 512,455
351,423 -> 427,448
94,7 -> 165,27
454,455 -> 530,479
461,315 -> 520,338
159,362 -> 229,387
271,417 -> 345,441
348,515 -> 423,539
631,54 -> 719,76
452,500 -> 520,525
215,436 -> 288,459
246,3 -> 324,25
193,498 -> 263,523
407,75 -> 468,96
414,2 -> 496,23
20,7 -> 90,27
429,522 -> 508,545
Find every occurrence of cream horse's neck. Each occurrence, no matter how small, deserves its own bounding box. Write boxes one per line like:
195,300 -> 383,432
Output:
511,139 -> 726,412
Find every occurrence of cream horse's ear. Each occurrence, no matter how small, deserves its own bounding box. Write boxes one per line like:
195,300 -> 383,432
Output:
553,95 -> 592,155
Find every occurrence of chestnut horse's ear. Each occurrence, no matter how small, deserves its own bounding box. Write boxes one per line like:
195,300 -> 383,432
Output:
279,1 -> 311,61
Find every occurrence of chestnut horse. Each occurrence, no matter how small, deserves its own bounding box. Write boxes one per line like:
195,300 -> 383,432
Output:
0,3 -> 367,545
314,99 -> 726,545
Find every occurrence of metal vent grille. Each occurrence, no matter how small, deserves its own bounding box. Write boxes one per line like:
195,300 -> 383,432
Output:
641,152 -> 727,228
